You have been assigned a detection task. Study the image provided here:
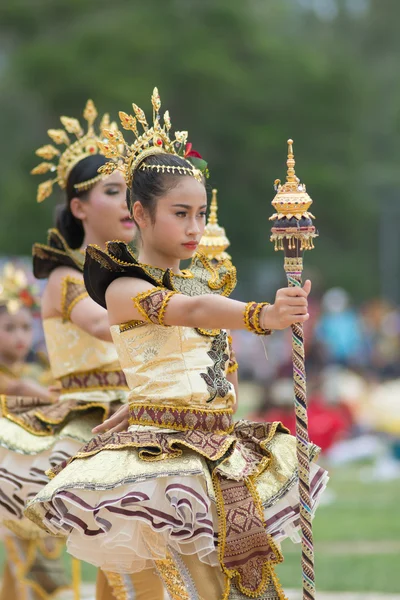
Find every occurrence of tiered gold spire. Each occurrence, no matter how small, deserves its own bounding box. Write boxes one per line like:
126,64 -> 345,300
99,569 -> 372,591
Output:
198,189 -> 231,261
270,139 -> 317,251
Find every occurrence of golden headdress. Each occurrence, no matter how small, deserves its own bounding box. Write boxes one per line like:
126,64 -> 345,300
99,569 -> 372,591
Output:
0,264 -> 40,314
198,189 -> 231,262
31,100 -> 115,202
97,87 -> 208,189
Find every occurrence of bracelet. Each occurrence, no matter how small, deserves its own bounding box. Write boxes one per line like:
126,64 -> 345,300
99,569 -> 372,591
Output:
243,301 -> 272,335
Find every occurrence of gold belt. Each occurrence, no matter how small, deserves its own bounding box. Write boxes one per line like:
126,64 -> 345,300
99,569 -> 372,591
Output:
129,403 -> 234,434
60,368 -> 128,393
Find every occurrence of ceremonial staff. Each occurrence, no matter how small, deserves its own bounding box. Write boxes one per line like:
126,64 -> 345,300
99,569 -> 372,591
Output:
270,140 -> 318,600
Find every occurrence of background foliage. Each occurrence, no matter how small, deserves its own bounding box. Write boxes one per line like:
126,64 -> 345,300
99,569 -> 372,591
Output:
1,0 -> 399,300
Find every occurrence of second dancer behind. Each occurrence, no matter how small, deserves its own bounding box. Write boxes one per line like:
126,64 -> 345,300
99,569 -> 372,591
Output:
0,101 -> 166,600
26,89 -> 328,600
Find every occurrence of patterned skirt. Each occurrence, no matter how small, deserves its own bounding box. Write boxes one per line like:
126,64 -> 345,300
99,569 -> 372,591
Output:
25,416 -> 328,597
0,389 -> 126,533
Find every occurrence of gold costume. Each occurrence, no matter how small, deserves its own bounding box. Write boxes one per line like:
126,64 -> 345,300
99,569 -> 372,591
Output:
5,96 -> 170,599
26,243 -> 328,599
0,233 -> 166,600
0,264 -> 71,600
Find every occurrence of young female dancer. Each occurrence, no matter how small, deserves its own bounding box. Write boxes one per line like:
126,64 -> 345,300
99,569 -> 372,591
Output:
26,89 -> 328,600
0,102 -> 166,600
0,264 -> 53,401
0,263 -> 70,600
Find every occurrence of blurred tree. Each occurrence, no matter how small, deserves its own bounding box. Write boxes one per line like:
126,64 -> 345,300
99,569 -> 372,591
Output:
0,0 -> 396,299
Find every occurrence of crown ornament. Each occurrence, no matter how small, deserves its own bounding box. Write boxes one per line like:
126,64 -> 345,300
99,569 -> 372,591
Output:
98,87 -> 207,188
198,189 -> 231,261
0,264 -> 40,315
270,139 -> 317,251
31,100 -> 113,202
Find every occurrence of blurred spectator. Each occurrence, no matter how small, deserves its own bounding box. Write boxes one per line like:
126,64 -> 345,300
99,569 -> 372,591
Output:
251,375 -> 353,453
314,288 -> 366,367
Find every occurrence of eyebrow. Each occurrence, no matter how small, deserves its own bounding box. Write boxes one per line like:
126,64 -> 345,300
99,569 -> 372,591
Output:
172,204 -> 207,209
103,181 -> 123,188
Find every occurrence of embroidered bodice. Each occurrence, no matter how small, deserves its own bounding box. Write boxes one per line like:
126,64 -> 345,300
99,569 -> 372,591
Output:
43,318 -> 120,380
33,229 -> 122,380
111,323 -> 235,411
84,241 -> 238,412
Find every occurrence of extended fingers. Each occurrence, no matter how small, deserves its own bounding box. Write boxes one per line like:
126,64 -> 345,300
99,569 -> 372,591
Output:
92,422 -> 108,433
92,404 -> 130,434
92,415 -> 118,433
108,420 -> 129,434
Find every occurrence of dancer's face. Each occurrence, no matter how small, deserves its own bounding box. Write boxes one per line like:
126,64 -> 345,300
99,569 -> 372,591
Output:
0,307 -> 33,363
71,171 -> 136,247
133,177 -> 207,261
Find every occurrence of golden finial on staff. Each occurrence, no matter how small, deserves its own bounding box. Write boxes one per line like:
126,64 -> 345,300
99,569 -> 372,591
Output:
286,138 -> 296,182
198,189 -> 231,262
270,139 -> 317,252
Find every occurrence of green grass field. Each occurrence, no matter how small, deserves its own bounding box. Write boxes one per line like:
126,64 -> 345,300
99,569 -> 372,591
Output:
276,465 -> 400,593
1,464 -> 399,593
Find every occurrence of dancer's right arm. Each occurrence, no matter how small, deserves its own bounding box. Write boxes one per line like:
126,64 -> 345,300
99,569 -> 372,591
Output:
42,267 -> 112,342
4,376 -> 57,402
106,277 -> 312,332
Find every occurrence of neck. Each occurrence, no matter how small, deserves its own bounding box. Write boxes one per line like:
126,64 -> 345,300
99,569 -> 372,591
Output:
80,231 -> 108,252
137,246 -> 181,273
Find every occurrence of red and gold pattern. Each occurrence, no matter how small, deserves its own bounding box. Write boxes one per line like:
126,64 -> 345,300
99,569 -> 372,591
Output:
1,368 -> 127,436
215,476 -> 283,597
1,395 -> 50,417
132,287 -> 177,326
129,403 -> 234,434
60,368 -> 127,394
61,276 -> 88,322
1,396 -> 118,436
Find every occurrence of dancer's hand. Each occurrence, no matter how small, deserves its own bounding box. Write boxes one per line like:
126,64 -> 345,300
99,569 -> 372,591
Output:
92,403 -> 130,434
48,381 -> 62,401
260,280 -> 311,330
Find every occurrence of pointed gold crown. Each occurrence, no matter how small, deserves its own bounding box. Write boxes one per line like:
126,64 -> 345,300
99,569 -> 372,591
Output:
31,100 -> 114,202
97,87 -> 203,188
0,264 -> 40,314
198,189 -> 231,261
270,139 -> 317,251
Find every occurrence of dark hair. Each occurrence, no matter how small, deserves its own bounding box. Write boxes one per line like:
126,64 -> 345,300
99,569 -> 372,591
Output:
128,153 -> 205,224
55,154 -> 108,249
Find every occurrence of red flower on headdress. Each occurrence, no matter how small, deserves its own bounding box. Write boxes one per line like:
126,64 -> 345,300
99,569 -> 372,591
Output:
19,289 -> 34,307
184,143 -> 202,159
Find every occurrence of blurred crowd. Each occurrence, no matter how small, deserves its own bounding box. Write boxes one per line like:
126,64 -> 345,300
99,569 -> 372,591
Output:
234,287 -> 400,479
